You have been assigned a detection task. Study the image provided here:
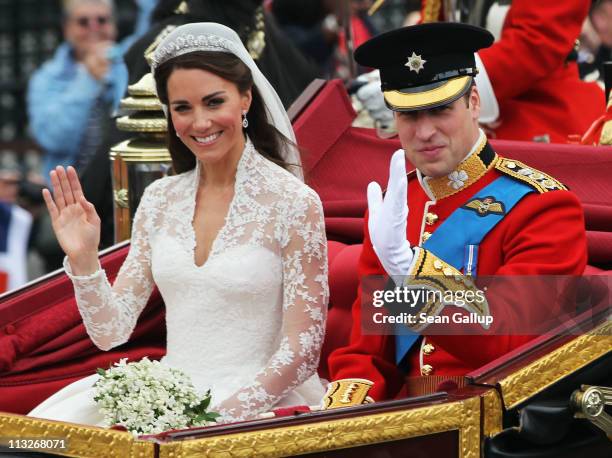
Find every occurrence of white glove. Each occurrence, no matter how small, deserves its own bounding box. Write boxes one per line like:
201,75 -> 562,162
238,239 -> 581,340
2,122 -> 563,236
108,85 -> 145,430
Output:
367,150 -> 414,277
355,70 -> 395,129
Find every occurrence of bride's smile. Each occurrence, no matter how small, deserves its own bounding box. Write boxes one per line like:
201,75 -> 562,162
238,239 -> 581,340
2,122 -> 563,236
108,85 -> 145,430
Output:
193,131 -> 223,145
168,68 -> 251,170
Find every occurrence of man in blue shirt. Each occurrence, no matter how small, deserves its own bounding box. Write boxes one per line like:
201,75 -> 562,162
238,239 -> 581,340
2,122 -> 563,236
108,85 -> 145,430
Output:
27,0 -> 154,183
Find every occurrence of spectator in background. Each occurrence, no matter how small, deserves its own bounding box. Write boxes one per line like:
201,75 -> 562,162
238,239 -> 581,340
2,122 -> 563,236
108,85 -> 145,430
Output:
337,0 -> 378,78
26,0 -> 155,184
0,172 -> 32,293
0,201 -> 32,294
26,0 -> 155,273
579,1 -> 612,83
591,0 -> 612,50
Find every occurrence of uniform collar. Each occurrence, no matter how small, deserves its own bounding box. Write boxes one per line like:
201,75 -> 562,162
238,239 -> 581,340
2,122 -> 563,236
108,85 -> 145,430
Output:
417,129 -> 497,201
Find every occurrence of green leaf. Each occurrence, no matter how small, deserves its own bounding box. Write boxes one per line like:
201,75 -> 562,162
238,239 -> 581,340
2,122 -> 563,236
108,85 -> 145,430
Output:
187,395 -> 212,416
199,396 -> 211,410
193,411 -> 220,424
96,368 -> 106,376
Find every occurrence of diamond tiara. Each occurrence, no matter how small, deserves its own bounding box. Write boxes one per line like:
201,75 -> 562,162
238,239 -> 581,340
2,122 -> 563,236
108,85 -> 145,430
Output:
151,34 -> 238,72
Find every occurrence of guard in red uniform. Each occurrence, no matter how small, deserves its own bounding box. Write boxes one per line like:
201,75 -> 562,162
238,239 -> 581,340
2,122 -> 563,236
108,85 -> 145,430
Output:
423,0 -> 605,143
327,22 -> 588,401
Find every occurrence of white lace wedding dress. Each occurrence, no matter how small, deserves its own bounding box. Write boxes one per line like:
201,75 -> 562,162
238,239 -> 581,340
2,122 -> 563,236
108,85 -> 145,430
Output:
29,140 -> 329,426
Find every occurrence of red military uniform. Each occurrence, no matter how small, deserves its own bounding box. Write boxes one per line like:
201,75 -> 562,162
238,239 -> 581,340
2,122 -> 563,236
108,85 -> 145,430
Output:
328,138 -> 588,401
423,0 -> 605,143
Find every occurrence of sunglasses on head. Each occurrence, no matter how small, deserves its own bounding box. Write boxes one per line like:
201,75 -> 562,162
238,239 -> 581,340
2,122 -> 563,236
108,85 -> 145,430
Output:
75,15 -> 111,27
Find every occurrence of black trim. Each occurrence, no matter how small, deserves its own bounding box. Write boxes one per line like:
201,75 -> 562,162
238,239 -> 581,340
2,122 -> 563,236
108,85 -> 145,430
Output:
381,68 -> 478,92
478,142 -> 496,168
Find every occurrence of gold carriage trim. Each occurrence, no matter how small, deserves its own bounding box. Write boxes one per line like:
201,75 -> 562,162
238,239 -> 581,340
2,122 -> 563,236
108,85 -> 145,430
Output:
400,248 -> 490,333
120,96 -> 164,111
157,397 -> 481,458
495,158 -> 567,193
110,139 -> 172,163
116,116 -> 167,133
482,389 -> 503,437
0,389 -> 489,458
498,320 -> 612,409
0,412 -> 153,458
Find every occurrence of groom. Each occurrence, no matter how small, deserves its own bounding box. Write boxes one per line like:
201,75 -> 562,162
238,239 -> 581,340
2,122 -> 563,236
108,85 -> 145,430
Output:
328,22 -> 588,401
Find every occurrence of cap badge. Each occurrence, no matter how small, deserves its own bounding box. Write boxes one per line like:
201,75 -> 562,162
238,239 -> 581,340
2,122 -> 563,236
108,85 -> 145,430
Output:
405,52 -> 427,74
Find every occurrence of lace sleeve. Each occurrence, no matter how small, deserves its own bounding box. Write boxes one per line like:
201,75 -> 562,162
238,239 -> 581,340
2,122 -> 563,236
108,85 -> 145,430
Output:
216,190 -> 329,422
64,185 -> 157,351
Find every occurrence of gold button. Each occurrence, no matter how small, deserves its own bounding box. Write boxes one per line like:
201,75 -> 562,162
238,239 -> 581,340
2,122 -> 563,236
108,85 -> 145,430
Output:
425,212 -> 439,225
433,259 -> 443,270
421,364 -> 433,376
442,266 -> 454,277
422,343 -> 435,355
421,231 -> 432,243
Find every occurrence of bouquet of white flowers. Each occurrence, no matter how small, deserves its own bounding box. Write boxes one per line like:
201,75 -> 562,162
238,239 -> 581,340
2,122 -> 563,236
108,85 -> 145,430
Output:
93,357 -> 219,435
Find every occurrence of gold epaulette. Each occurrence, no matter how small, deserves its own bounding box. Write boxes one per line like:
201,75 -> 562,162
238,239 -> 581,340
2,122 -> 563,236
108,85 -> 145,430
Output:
495,158 -> 567,193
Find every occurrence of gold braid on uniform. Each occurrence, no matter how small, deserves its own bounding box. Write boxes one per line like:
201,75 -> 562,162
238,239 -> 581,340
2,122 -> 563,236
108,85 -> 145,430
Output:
422,0 -> 442,23
423,134 -> 493,200
495,159 -> 567,193
399,247 -> 490,333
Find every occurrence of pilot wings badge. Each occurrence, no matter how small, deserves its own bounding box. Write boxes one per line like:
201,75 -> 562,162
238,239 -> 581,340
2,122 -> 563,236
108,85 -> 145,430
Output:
462,196 -> 506,217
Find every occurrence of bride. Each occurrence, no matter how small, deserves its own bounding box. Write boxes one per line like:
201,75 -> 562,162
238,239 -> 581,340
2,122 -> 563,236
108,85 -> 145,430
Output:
29,22 -> 328,426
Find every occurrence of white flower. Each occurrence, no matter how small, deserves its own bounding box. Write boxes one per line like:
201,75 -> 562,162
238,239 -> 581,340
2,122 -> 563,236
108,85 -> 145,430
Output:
447,170 -> 468,190
93,358 -> 218,435
298,330 -> 316,355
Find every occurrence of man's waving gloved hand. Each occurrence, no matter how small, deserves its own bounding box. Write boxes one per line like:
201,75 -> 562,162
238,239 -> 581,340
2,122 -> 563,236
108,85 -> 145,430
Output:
367,150 -> 414,278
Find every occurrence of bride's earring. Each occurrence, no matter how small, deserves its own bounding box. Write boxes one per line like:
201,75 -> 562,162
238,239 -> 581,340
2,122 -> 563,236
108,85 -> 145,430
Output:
176,131 -> 180,137
242,110 -> 249,129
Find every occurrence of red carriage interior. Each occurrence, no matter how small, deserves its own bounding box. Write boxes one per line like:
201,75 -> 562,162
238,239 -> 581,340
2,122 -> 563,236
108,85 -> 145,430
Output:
1,80 -> 610,415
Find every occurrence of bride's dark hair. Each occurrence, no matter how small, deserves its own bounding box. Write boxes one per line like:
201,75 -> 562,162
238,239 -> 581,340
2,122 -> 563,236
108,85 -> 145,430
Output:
154,51 -> 295,174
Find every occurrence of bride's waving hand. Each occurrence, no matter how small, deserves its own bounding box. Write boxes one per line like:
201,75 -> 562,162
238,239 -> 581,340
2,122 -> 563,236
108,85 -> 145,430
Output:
40,163 -> 156,352
42,166 -> 100,274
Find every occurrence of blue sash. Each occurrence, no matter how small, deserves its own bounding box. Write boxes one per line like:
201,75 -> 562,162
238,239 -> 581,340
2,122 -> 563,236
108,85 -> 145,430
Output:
394,175 -> 534,367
